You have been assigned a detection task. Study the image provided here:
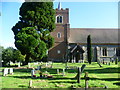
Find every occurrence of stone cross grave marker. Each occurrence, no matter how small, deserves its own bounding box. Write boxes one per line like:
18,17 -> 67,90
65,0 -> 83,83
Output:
3,68 -> 9,76
9,68 -> 13,75
81,64 -> 86,74
31,69 -> 35,77
75,64 -> 86,79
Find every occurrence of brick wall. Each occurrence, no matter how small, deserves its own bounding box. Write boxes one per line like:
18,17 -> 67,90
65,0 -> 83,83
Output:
48,8 -> 70,62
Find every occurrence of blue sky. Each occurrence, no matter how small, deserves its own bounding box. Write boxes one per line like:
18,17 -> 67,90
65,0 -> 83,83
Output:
1,1 -> 118,48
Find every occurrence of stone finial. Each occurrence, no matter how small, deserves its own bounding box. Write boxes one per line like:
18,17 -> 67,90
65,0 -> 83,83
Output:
58,2 -> 61,10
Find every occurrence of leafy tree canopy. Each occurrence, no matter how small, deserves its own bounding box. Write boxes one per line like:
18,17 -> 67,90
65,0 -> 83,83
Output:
12,2 -> 55,64
2,47 -> 14,66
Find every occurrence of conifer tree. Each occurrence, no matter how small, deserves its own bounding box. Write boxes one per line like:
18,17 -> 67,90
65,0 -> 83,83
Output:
87,35 -> 92,64
12,2 -> 55,65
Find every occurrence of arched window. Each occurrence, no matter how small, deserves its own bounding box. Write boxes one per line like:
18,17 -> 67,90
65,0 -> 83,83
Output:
116,47 -> 120,56
56,15 -> 63,23
57,32 -> 61,38
102,47 -> 107,56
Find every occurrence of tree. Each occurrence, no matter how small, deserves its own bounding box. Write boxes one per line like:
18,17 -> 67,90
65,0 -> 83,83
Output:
13,49 -> 25,64
12,2 -> 55,65
87,35 -> 92,64
2,47 -> 14,66
0,45 -> 4,61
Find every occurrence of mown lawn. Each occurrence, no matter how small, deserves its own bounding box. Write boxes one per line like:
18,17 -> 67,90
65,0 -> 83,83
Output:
1,62 -> 120,89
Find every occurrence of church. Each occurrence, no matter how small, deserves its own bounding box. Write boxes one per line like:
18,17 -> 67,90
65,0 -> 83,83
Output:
48,2 -> 120,62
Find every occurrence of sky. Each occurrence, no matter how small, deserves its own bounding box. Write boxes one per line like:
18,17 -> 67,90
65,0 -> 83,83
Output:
0,1 -> 118,49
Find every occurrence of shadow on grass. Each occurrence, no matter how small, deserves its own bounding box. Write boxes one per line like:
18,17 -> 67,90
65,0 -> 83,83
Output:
8,76 -> 32,79
89,77 -> 120,81
12,67 -> 120,75
2,65 -> 18,67
113,82 -> 120,86
84,67 -> 120,73
42,67 -> 120,74
18,85 -> 27,88
50,81 -> 76,83
14,69 -> 32,73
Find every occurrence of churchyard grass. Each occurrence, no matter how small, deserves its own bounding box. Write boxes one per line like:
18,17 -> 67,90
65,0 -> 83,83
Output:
1,62 -> 120,88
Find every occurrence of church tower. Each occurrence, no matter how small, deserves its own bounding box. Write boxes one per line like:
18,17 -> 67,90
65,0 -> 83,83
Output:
48,2 -> 70,62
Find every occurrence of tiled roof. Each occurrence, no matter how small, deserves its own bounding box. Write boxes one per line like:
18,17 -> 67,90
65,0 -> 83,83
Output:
68,28 -> 119,44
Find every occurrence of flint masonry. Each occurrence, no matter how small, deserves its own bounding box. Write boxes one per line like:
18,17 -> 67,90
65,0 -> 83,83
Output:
48,2 -> 120,62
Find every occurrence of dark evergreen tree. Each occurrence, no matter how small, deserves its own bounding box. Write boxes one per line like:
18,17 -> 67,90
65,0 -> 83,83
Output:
87,35 -> 92,64
12,2 -> 55,65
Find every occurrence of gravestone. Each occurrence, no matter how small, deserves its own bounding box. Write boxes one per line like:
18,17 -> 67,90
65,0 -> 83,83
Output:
37,66 -> 41,70
29,80 -> 32,88
75,64 -> 86,79
9,68 -> 13,75
57,69 -> 59,74
81,64 -> 86,74
3,68 -> 9,76
46,63 -> 48,67
84,72 -> 89,89
18,62 -> 20,67
28,63 -> 30,68
31,69 -> 35,77
62,69 -> 65,76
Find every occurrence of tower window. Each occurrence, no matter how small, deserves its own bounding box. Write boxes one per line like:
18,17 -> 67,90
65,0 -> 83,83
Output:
57,32 -> 61,38
102,47 -> 107,56
56,15 -> 63,23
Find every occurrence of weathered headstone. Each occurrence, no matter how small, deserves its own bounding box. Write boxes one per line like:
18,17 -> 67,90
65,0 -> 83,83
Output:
57,69 -> 59,74
84,72 -> 89,89
37,66 -> 41,70
75,64 -> 86,79
62,69 -> 65,76
31,69 -> 35,77
3,68 -> 9,76
81,64 -> 86,74
18,62 -> 20,67
28,63 -> 30,68
29,80 -> 32,88
46,63 -> 48,67
9,68 -> 13,75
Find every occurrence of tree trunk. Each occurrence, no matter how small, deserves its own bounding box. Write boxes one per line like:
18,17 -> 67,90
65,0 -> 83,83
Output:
23,55 -> 30,65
